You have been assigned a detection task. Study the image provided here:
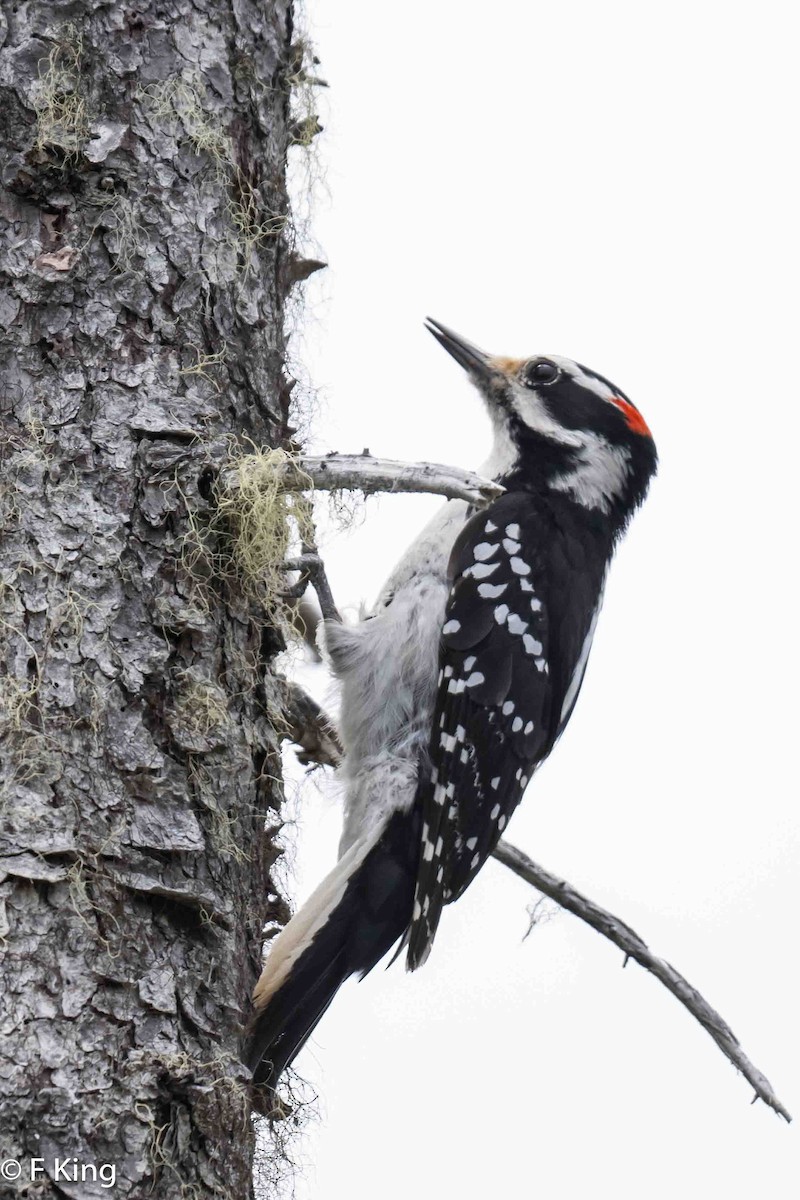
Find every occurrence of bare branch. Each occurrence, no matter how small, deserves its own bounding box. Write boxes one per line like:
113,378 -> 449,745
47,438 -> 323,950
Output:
286,453 -> 504,507
492,839 -> 792,1123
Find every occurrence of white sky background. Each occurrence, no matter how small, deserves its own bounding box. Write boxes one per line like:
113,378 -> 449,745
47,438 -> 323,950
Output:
279,1 -> 799,1196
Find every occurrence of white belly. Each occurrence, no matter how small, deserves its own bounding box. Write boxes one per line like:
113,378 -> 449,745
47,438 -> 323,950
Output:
323,498 -> 469,854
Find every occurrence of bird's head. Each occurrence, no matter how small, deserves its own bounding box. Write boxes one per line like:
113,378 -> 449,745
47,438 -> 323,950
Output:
425,317 -> 657,531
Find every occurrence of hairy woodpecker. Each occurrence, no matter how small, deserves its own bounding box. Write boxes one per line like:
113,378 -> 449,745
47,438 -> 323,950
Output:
248,319 -> 657,1091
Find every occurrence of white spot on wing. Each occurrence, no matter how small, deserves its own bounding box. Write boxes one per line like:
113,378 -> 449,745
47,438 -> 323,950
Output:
465,562 -> 500,579
523,633 -> 543,655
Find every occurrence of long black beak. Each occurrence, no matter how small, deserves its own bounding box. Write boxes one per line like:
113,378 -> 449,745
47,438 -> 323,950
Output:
425,317 -> 495,382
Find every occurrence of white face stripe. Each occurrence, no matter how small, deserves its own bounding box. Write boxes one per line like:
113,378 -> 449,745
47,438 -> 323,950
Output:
548,355 -> 616,402
507,382 -> 584,448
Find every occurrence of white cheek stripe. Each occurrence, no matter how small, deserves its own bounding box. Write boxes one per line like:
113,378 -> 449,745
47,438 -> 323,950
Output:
550,438 -> 631,514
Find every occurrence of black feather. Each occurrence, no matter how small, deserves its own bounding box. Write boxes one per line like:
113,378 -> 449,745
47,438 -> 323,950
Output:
247,809 -> 419,1091
406,490 -> 608,968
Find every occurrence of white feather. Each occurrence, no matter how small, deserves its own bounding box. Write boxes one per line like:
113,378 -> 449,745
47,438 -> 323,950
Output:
252,823 -> 384,1009
325,498 -> 468,855
550,437 -> 631,514
559,588 -> 605,726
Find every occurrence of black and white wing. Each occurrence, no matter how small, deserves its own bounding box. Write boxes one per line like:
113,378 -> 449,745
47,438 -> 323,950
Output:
406,491 -> 590,969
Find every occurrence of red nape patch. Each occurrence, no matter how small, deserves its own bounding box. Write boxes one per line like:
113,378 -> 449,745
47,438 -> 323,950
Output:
610,396 -> 652,438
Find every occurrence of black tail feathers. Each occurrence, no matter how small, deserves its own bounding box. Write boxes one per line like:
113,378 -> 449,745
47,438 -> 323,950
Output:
247,808 -> 419,1093
247,940 -> 348,1091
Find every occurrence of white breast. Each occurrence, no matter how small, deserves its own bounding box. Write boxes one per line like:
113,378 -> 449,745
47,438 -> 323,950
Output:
323,498 -> 470,855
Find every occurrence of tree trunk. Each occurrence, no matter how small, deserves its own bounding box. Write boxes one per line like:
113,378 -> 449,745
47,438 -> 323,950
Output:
0,1 -> 301,1195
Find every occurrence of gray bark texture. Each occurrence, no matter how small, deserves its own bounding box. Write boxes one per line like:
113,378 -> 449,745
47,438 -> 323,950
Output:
0,1 -> 305,1195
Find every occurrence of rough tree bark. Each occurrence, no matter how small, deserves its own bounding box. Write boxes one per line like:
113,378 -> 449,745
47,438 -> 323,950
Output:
0,1 -> 306,1196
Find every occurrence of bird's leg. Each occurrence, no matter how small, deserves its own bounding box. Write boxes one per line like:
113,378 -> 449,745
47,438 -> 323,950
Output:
280,548 -> 341,623
277,526 -> 342,767
281,572 -> 311,601
299,541 -> 341,623
278,676 -> 342,770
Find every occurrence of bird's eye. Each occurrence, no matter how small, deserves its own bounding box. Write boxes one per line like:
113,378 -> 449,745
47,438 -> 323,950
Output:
524,359 -> 559,387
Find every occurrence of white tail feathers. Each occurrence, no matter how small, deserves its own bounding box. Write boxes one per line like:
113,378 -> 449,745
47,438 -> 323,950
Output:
253,825 -> 383,1011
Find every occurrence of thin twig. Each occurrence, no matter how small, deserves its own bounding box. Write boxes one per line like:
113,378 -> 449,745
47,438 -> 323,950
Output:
492,838 -> 792,1123
284,453 -> 504,507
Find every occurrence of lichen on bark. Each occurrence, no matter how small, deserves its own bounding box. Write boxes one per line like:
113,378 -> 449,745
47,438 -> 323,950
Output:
0,0 -> 310,1194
